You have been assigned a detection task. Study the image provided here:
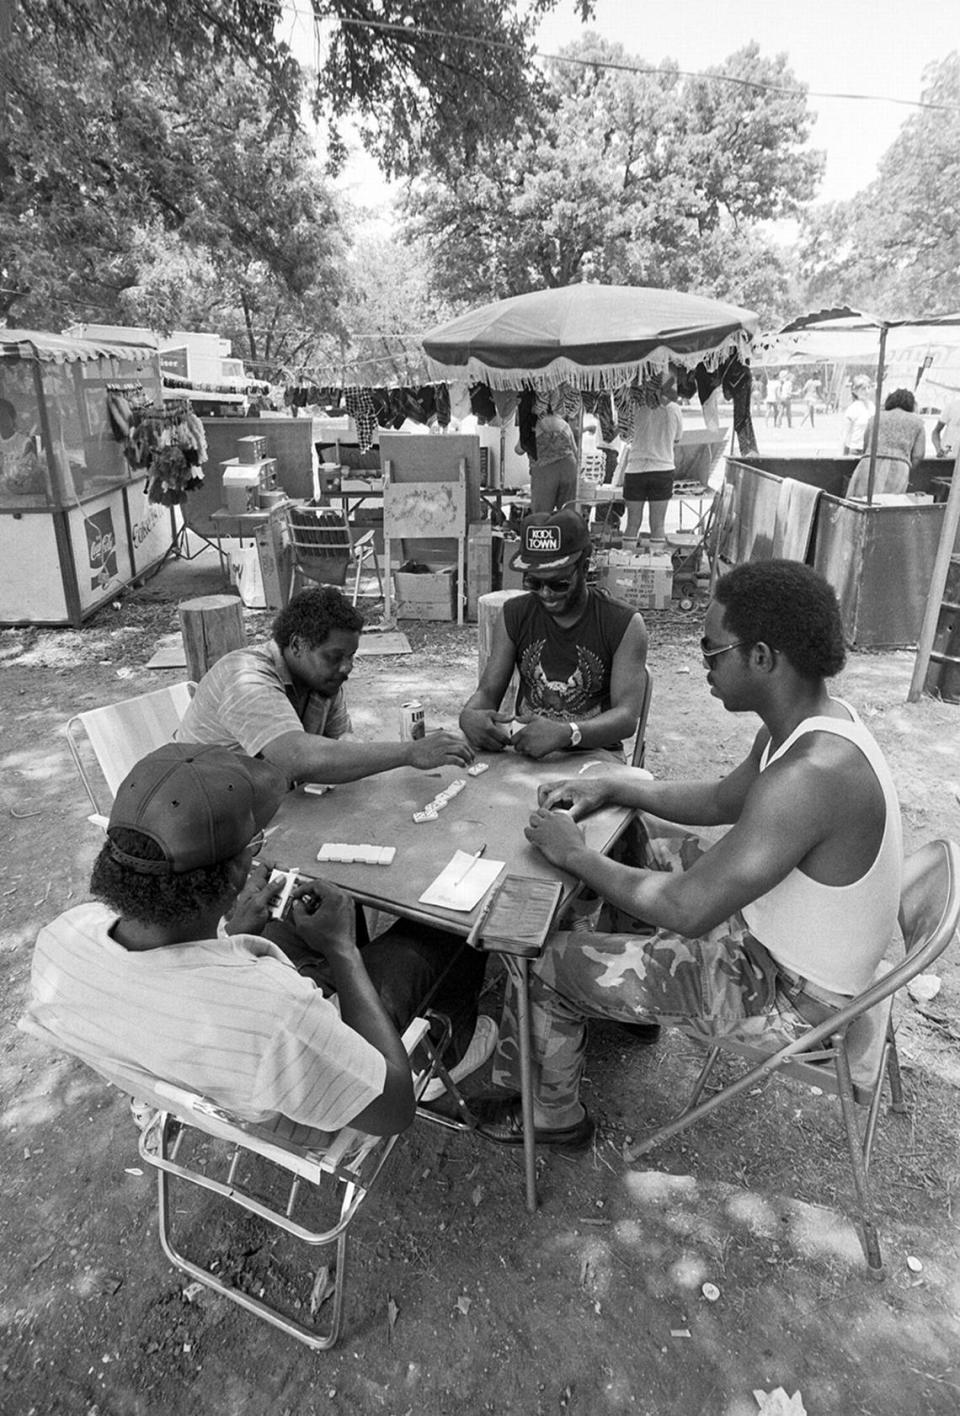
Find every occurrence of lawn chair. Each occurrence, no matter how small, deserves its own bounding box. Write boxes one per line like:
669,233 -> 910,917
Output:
285,503 -> 383,607
66,681 -> 197,823
18,1012 -> 447,1350
626,839 -> 960,1275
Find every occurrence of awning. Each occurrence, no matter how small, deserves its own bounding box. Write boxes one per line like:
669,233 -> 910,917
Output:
0,328 -> 159,364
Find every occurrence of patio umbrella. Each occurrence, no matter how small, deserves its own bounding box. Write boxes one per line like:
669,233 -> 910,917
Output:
421,283 -> 758,392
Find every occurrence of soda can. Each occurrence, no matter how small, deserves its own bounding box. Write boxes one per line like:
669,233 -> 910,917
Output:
400,700 -> 425,741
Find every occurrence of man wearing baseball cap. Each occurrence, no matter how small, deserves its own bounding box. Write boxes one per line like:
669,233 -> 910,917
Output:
459,508 -> 649,761
26,744 -> 488,1141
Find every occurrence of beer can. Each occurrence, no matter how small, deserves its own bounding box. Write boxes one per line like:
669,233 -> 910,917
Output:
400,700 -> 425,741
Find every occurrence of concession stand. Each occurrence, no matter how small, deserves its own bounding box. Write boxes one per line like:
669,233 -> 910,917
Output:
0,329 -> 181,626
718,308 -> 960,648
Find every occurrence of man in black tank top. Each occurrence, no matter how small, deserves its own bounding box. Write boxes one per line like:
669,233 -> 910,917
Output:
459,509 -> 649,761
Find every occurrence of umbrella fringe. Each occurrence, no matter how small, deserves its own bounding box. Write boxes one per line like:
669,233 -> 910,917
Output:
422,331 -> 752,392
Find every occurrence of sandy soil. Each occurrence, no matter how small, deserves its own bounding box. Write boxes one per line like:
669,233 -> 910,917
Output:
2,553 -> 960,1416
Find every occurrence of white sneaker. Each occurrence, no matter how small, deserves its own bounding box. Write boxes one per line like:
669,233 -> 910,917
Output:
422,1015 -> 498,1102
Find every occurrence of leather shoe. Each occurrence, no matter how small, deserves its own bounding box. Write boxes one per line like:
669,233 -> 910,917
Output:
476,1097 -> 595,1153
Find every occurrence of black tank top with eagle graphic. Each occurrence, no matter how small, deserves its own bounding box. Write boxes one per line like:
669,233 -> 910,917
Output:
503,589 -> 637,751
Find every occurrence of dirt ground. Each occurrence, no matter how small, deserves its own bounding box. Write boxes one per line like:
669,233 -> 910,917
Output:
2,549 -> 960,1416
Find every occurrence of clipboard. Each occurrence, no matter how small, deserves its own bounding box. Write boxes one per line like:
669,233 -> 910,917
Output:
469,875 -> 564,958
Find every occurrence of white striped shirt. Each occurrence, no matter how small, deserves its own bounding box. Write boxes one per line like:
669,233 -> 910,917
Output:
177,640 -> 351,757
27,902 -> 385,1136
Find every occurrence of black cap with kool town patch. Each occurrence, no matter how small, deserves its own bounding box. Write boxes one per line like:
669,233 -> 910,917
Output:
509,508 -> 591,573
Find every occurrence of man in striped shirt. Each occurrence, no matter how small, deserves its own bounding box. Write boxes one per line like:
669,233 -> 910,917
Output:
26,744 -> 487,1142
178,585 -> 474,785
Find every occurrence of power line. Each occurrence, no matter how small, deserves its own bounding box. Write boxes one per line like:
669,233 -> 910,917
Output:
282,7 -> 960,116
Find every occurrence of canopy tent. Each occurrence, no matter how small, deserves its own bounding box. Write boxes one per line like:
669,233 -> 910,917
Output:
421,284 -> 758,392
756,307 -> 960,504
756,307 -> 960,407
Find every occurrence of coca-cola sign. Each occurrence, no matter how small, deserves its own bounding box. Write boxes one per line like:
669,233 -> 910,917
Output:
85,507 -> 118,590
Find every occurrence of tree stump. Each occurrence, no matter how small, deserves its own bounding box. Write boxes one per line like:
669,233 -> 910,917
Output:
179,594 -> 245,684
477,590 -> 524,714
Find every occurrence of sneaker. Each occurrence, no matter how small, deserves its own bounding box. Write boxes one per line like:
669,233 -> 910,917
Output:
422,1015 -> 498,1102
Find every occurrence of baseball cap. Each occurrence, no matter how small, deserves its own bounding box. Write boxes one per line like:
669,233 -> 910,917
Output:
106,743 -> 287,875
509,508 -> 591,573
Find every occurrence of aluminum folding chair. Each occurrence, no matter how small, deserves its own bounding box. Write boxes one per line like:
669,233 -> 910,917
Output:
19,1013 -> 448,1349
626,839 -> 960,1275
286,503 -> 383,606
65,681 -> 197,822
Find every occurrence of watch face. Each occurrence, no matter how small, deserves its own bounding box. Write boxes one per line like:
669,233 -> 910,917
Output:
569,723 -> 582,747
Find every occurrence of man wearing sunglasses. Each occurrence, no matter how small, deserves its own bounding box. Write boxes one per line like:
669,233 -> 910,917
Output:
459,508 -> 649,761
477,561 -> 902,1151
27,744 -> 489,1143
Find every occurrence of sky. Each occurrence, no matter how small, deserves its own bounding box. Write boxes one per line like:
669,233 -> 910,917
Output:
282,0 -> 951,211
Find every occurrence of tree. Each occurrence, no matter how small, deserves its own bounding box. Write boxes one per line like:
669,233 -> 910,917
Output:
403,35 -> 821,323
5,1 -> 594,180
799,53 -> 960,318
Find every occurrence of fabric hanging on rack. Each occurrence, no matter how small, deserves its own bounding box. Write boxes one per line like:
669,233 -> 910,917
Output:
344,388 -> 378,452
469,383 -> 497,423
721,356 -> 758,456
122,403 -> 207,506
581,390 -> 616,444
491,389 -> 519,426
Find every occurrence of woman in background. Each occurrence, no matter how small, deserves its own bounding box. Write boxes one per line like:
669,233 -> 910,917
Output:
527,406 -> 578,513
845,388 -> 927,499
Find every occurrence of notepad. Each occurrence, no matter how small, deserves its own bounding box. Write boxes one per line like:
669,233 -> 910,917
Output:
418,851 -> 505,912
471,875 -> 564,958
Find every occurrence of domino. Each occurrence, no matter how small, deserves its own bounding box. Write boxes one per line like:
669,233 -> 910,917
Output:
467,762 -> 489,776
303,783 -> 334,796
316,843 -> 397,865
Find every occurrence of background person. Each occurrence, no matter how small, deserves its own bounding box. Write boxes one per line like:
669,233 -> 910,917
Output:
621,376 -> 683,547
527,405 -> 579,513
846,388 -> 927,499
776,373 -> 794,429
799,376 -> 821,428
933,393 -> 960,460
477,561 -> 902,1150
178,585 -> 473,785
459,508 -> 648,761
763,373 -> 780,427
842,376 -> 875,455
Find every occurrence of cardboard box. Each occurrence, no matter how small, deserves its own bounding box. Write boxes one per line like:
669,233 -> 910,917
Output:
222,466 -> 261,514
394,566 -> 457,621
237,435 -> 267,463
599,553 -> 673,610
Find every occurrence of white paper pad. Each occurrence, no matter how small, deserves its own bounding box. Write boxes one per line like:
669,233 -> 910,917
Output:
418,851 -> 505,912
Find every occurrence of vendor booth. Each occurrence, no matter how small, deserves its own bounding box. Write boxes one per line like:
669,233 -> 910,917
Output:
719,309 -> 960,648
0,330 -> 180,626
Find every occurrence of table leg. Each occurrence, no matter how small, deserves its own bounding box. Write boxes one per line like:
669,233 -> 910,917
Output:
512,956 -> 538,1212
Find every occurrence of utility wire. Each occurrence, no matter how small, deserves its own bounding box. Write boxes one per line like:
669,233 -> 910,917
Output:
281,7 -> 960,115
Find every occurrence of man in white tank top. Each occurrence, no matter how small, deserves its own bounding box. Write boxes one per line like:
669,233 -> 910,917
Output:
478,561 -> 903,1152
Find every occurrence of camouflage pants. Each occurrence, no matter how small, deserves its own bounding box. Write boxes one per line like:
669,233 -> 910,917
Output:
492,826 -> 817,1123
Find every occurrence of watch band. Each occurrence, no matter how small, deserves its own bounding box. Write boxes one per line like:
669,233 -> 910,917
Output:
568,722 -> 582,748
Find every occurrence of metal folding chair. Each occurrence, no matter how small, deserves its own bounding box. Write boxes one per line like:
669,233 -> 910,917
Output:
19,1013 -> 447,1350
629,667 -> 653,767
66,681 -> 197,822
626,839 -> 960,1274
286,503 -> 383,606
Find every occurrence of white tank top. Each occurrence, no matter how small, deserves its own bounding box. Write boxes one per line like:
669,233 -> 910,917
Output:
740,700 -> 902,995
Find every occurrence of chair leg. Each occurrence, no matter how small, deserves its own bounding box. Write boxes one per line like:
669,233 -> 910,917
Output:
684,1046 -> 723,1112
834,1044 -> 884,1277
885,1028 -> 907,1114
152,1118 -> 351,1349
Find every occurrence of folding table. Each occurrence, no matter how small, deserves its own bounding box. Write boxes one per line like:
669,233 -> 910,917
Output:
263,749 -> 632,1210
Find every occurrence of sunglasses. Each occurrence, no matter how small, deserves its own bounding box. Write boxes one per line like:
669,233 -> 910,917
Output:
523,573 -> 577,594
700,638 -> 745,662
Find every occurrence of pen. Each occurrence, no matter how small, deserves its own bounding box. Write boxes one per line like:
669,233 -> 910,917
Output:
454,843 -> 487,885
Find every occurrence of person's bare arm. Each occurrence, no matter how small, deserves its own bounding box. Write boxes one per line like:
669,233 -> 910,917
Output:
910,423 -> 928,468
284,889 -> 415,1136
933,419 -> 947,456
527,740 -> 858,937
459,614 -> 519,750
260,727 -> 474,784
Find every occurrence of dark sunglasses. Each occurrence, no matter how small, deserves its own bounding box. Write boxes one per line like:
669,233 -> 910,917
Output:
523,572 -> 576,594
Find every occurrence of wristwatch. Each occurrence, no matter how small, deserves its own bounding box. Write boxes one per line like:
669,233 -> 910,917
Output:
568,722 -> 582,748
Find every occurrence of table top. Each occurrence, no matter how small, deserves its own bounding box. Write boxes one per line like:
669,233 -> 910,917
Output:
264,749 -> 632,938
211,501 -> 296,524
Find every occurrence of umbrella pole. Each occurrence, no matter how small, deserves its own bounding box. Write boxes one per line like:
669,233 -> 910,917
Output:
865,325 -> 888,506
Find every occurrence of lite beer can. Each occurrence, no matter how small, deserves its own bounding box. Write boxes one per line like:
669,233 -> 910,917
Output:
399,700 -> 425,741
